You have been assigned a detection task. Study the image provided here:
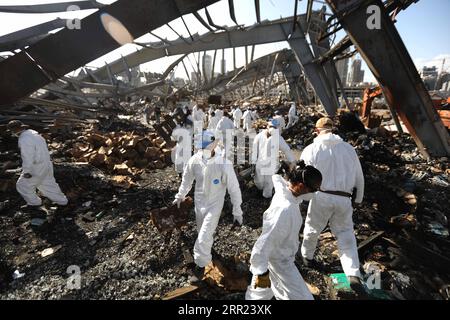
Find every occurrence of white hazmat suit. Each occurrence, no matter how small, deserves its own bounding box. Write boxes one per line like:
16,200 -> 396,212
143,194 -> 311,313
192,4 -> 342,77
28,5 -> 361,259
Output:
216,116 -> 235,158
242,110 -> 253,132
252,129 -> 295,198
286,103 -> 299,128
246,175 -> 314,300
207,114 -> 220,132
193,108 -> 205,129
174,150 -> 243,267
16,129 -> 68,206
300,132 -> 364,277
171,126 -> 191,174
215,108 -> 223,119
232,107 -> 243,129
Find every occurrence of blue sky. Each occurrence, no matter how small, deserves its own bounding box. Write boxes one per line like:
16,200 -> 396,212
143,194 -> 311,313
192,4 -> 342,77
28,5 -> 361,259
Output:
0,0 -> 449,82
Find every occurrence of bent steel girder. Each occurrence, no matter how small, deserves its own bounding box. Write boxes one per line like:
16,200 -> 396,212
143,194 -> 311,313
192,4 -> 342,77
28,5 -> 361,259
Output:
0,0 -> 220,106
287,18 -> 340,115
316,0 -> 420,65
0,34 -> 49,53
0,18 -> 69,52
326,0 -> 450,157
87,16 -> 310,81
307,8 -> 339,107
197,49 -> 311,104
204,52 -> 304,99
284,61 -> 310,105
198,49 -> 295,93
0,1 -> 105,13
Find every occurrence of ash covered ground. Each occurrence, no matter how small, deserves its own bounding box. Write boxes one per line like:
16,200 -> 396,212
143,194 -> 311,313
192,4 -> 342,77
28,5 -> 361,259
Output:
1,111 -> 449,300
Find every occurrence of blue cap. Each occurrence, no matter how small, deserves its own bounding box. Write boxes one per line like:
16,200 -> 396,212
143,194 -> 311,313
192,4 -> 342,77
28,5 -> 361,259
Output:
268,118 -> 280,128
196,130 -> 216,149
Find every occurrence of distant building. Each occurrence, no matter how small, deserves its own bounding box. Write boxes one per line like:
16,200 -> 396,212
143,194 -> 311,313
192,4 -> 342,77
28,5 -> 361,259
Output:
202,54 -> 212,80
335,50 -> 350,86
421,66 -> 438,78
421,66 -> 439,90
348,58 -> 365,85
190,71 -> 200,86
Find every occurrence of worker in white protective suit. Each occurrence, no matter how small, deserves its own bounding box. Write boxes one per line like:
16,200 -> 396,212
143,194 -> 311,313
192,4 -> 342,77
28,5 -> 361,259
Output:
7,120 -> 68,207
246,162 -> 322,300
208,106 -> 215,118
273,110 -> 286,133
252,119 -> 296,198
286,103 -> 299,129
242,108 -> 254,132
215,111 -> 235,158
215,106 -> 223,119
171,125 -> 191,177
232,106 -> 243,129
207,111 -> 220,132
193,104 -> 205,129
300,117 -> 366,295
173,131 -> 243,283
251,107 -> 259,121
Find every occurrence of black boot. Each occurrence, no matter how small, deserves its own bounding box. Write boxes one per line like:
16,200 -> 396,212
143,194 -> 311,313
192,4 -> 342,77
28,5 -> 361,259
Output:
348,276 -> 367,297
302,257 -> 320,270
189,265 -> 205,284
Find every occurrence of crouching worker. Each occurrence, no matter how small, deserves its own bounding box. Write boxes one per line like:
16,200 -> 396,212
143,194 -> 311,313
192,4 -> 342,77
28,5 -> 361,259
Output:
172,130 -> 243,283
7,120 -> 68,207
246,161 -> 322,300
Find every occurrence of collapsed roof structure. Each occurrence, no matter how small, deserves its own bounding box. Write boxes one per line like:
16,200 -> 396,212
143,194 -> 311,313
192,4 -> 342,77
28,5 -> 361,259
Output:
0,0 -> 449,158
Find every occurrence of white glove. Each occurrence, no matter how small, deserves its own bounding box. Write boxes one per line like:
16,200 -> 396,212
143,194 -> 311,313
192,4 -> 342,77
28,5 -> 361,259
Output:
233,215 -> 243,225
172,198 -> 184,208
232,206 -> 243,225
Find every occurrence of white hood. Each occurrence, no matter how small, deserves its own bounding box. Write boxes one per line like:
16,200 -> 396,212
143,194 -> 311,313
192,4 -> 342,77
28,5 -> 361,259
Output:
314,133 -> 343,147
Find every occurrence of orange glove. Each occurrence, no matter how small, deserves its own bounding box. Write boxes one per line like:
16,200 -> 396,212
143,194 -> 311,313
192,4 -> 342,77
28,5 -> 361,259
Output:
254,271 -> 271,289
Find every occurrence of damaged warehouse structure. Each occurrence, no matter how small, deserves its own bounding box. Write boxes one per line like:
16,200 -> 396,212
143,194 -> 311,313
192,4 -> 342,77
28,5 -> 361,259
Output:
0,0 -> 449,303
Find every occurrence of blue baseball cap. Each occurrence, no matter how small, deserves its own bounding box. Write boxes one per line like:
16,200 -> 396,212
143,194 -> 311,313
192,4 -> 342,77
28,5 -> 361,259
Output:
195,130 -> 216,149
268,118 -> 280,128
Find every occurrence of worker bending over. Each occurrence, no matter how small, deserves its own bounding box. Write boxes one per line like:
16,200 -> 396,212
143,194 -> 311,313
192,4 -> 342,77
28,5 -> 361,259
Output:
246,161 -> 322,300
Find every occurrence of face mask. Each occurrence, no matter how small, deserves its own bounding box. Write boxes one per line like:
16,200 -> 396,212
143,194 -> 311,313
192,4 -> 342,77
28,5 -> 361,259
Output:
202,149 -> 213,160
268,127 -> 279,136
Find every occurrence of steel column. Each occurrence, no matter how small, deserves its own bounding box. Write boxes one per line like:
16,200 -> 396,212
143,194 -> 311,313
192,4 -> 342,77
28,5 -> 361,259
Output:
327,0 -> 450,157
